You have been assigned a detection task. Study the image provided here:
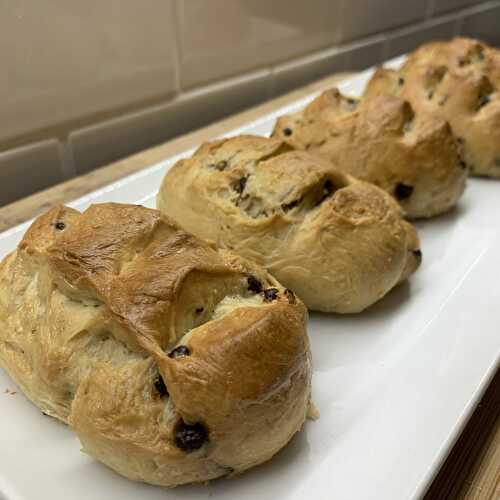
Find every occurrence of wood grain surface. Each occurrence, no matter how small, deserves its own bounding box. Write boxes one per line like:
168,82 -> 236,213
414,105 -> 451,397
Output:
0,71 -> 498,500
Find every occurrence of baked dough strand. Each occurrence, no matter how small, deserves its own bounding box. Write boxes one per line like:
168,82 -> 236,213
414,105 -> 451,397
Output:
0,203 -> 312,487
158,135 -> 421,313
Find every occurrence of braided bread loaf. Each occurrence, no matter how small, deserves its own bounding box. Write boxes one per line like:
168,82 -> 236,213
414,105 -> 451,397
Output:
158,135 -> 421,313
0,203 -> 312,487
272,88 -> 467,219
365,37 -> 500,177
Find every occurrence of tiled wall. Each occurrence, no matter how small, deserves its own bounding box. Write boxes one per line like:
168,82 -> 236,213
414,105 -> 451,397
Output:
1,0 -> 499,206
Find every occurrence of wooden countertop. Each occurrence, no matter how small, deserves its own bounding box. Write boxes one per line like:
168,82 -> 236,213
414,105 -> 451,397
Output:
0,72 -> 498,499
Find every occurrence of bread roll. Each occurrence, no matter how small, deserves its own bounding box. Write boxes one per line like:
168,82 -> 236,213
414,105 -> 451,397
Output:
272,88 -> 467,218
365,37 -> 500,177
0,203 -> 312,487
158,135 -> 421,313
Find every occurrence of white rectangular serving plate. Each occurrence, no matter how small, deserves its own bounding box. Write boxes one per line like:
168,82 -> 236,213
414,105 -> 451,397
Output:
1,56 -> 499,500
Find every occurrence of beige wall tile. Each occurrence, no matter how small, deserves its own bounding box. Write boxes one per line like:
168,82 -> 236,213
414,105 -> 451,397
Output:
0,140 -> 63,206
177,0 -> 341,89
344,38 -> 385,70
70,70 -> 271,174
340,0 -> 427,43
461,3 -> 500,46
386,19 -> 458,59
468,0 -> 495,5
1,1 -> 177,144
433,0 -> 470,15
272,47 -> 350,97
272,36 -> 384,98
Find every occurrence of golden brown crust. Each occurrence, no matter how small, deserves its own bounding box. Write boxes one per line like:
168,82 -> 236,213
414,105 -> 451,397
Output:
0,203 -> 311,486
364,37 -> 500,177
157,135 -> 421,313
273,87 -> 467,219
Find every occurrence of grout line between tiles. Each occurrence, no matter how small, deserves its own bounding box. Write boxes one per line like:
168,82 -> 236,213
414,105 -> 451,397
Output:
381,37 -> 391,62
170,0 -> 183,95
375,34 -> 389,65
454,14 -> 465,37
426,0 -> 436,19
266,69 -> 277,100
59,140 -> 76,180
382,6 -> 474,48
336,0 -> 346,44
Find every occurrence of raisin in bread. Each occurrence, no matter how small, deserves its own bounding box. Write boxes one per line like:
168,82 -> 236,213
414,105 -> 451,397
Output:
0,203 -> 312,487
272,88 -> 467,219
157,135 -> 421,313
365,37 -> 500,177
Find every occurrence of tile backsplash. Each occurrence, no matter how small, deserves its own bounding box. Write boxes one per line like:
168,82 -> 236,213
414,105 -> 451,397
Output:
1,0 -> 499,207
2,1 -> 177,146
0,139 -> 64,206
177,0 -> 342,88
339,0 -> 427,43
